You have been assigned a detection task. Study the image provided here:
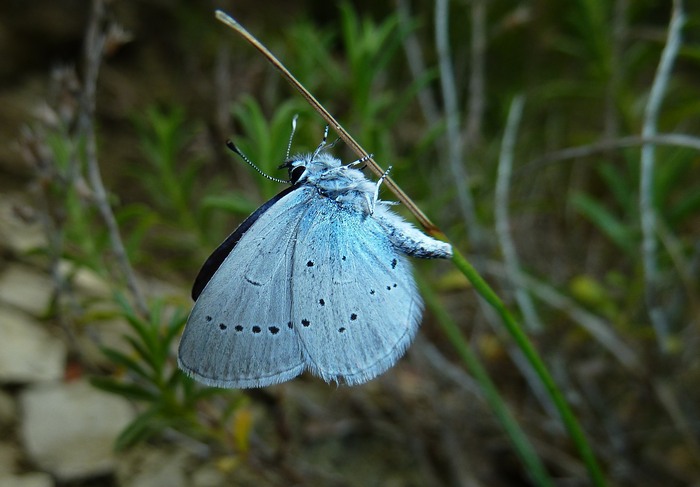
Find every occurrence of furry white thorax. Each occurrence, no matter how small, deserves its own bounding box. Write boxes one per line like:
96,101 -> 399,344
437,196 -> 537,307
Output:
287,152 -> 381,214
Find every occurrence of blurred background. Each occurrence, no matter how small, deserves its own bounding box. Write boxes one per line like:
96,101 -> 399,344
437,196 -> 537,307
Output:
0,0 -> 698,486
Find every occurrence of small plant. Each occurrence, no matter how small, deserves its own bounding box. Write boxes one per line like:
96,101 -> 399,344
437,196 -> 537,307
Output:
91,294 -> 246,450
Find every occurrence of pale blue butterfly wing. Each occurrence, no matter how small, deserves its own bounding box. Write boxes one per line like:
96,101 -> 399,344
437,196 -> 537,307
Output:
190,185 -> 297,301
178,187 -> 316,388
290,196 -> 422,385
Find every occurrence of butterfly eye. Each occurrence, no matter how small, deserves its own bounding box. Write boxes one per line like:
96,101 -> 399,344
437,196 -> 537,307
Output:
289,165 -> 307,184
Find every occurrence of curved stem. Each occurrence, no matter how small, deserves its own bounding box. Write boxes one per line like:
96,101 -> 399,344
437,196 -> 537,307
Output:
452,249 -> 606,486
215,10 -> 441,235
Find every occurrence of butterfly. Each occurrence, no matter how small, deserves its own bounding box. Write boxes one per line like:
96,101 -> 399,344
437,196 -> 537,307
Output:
178,123 -> 452,388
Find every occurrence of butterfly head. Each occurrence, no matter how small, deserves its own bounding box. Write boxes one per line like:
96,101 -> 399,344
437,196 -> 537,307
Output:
279,153 -> 342,185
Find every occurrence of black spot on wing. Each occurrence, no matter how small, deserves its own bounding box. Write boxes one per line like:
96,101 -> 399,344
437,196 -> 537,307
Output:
191,185 -> 298,301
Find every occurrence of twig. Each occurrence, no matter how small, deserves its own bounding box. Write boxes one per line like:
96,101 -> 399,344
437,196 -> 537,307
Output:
21,124 -> 84,358
653,379 -> 700,465
465,0 -> 486,146
603,0 -> 628,139
79,0 -> 148,316
494,96 -> 542,331
434,2 -> 557,416
470,253 -> 642,371
525,133 -> 700,172
395,0 -> 441,125
514,269 -> 642,372
639,0 -> 685,351
656,217 -> 700,319
415,338 -> 481,395
214,10 -> 443,236
434,0 -> 481,243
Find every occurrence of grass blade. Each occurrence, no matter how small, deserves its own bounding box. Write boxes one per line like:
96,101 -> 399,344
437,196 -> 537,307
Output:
451,248 -> 607,486
420,277 -> 555,487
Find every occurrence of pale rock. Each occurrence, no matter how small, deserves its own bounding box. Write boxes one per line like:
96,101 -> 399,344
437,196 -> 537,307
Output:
0,390 -> 16,432
116,446 -> 190,487
0,441 -> 20,475
191,462 -> 228,487
76,316 -> 133,369
0,265 -> 53,316
58,260 -> 111,299
0,195 -> 46,254
0,472 -> 54,487
0,307 -> 66,383
20,380 -> 134,481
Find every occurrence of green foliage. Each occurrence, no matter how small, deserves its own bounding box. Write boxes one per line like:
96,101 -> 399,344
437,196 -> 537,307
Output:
285,3 -> 435,176
129,104 -> 268,264
132,106 -> 205,236
571,146 -> 699,257
230,95 -> 313,198
91,294 -> 242,450
35,129 -> 107,273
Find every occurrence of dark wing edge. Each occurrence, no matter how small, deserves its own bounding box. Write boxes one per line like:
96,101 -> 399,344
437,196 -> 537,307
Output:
191,185 -> 298,301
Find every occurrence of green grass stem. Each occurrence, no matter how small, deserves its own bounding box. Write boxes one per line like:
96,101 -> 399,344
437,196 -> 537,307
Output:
450,248 -> 607,486
421,277 -> 555,487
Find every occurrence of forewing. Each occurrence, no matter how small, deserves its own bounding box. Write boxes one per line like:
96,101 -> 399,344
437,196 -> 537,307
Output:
191,186 -> 297,300
290,198 -> 422,385
178,187 -> 314,388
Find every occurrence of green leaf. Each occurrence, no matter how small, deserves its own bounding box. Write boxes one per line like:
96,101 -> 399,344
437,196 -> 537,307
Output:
164,309 -> 187,346
668,188 -> 700,227
114,408 -> 163,451
570,192 -> 635,252
122,334 -> 158,373
99,347 -> 152,381
597,162 -> 633,215
90,377 -> 158,402
200,194 -> 258,215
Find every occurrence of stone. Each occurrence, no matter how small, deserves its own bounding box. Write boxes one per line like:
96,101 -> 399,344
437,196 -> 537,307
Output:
0,441 -> 20,475
0,265 -> 53,316
58,260 -> 111,299
19,379 -> 134,481
0,390 -> 16,433
191,462 -> 228,487
0,195 -> 46,254
0,307 -> 66,383
116,446 -> 190,487
0,472 -> 53,487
